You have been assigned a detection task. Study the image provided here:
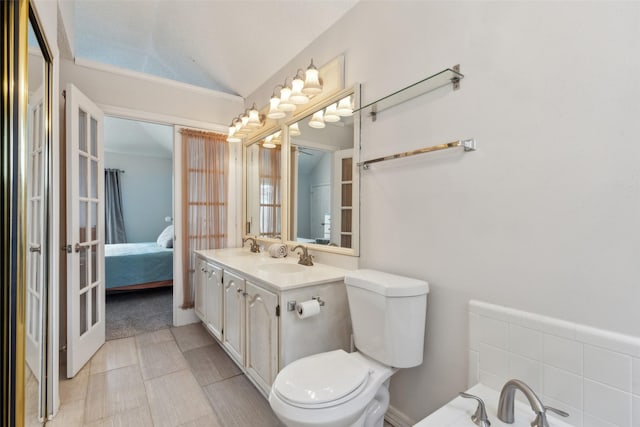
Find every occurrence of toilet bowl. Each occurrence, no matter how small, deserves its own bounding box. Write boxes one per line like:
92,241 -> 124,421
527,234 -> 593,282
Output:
270,269 -> 429,427
269,350 -> 396,427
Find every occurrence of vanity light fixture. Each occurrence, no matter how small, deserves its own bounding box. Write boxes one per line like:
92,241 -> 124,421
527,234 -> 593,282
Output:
278,80 -> 297,112
290,70 -> 310,105
246,103 -> 264,129
302,59 -> 323,95
323,103 -> 340,122
226,59 -> 323,140
267,89 -> 287,119
240,111 -> 250,129
226,121 -> 242,143
263,135 -> 276,148
336,96 -> 353,116
289,123 -> 301,137
272,131 -> 282,145
308,110 -> 326,129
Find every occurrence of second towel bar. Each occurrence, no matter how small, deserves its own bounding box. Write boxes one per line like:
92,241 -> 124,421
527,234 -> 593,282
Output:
358,138 -> 476,169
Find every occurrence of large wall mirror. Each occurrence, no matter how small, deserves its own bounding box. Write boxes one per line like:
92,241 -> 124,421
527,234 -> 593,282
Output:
287,87 -> 360,255
25,3 -> 52,425
244,130 -> 284,241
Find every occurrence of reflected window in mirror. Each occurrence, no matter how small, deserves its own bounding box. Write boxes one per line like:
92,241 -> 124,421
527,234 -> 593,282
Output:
288,90 -> 358,253
245,131 -> 283,240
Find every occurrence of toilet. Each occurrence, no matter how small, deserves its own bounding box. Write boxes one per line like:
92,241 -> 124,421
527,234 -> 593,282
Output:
269,269 -> 429,427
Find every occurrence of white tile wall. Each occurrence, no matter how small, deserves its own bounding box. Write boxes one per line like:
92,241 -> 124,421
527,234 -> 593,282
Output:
469,300 -> 640,427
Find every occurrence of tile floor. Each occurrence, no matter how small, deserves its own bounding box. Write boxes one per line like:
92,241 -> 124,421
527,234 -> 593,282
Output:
54,323 -> 283,427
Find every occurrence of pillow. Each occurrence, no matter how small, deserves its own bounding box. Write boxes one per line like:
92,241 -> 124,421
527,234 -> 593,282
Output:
157,225 -> 174,248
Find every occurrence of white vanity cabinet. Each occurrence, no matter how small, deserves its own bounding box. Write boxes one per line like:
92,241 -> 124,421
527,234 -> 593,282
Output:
245,281 -> 279,393
194,258 -> 223,340
194,249 -> 352,397
222,270 -> 246,365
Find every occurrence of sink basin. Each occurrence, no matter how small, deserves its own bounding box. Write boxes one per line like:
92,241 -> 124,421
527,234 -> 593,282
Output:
258,263 -> 307,274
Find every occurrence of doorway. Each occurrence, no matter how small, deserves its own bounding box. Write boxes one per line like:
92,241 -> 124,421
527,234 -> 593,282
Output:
103,116 -> 175,340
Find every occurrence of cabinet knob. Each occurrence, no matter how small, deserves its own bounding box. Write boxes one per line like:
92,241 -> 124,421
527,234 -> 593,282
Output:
201,267 -> 206,272
237,288 -> 243,293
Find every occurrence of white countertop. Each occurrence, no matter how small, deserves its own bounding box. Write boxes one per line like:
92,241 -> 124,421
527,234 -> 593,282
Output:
195,247 -> 348,291
414,384 -> 574,427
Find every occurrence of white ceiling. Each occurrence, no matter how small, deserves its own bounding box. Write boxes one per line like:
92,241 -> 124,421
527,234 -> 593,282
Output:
72,0 -> 358,97
104,116 -> 173,158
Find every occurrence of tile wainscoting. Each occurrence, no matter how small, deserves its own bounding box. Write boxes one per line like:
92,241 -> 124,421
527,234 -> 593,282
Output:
469,300 -> 640,427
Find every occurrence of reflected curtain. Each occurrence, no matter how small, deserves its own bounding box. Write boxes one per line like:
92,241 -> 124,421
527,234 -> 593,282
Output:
180,129 -> 228,308
104,169 -> 127,244
259,146 -> 281,238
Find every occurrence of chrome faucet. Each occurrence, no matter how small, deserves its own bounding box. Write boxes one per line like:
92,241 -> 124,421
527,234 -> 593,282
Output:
242,236 -> 260,253
497,379 -> 568,427
291,245 -> 314,266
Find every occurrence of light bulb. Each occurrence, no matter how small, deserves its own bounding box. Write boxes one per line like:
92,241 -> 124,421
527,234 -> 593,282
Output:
240,112 -> 250,128
290,72 -> 309,105
273,131 -> 282,143
278,85 -> 296,112
263,135 -> 276,148
234,117 -> 247,135
336,96 -> 353,116
246,103 -> 262,129
289,123 -> 301,137
324,103 -> 340,122
226,125 -> 241,143
308,110 -> 325,129
267,95 -> 286,119
302,59 -> 322,95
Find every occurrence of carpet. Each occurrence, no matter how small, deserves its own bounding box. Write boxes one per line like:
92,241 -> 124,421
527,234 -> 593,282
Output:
105,287 -> 173,341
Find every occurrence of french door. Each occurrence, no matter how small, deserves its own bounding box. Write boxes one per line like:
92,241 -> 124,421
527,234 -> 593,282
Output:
25,85 -> 45,382
65,84 -> 105,378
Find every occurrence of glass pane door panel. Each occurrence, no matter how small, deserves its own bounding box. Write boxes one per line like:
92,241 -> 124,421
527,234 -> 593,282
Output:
90,202 -> 97,240
79,109 -> 87,152
79,250 -> 88,290
91,245 -> 97,283
91,160 -> 97,198
91,287 -> 98,326
33,249 -> 40,293
91,117 -> 97,156
80,291 -> 88,335
79,201 -> 87,242
79,154 -> 87,198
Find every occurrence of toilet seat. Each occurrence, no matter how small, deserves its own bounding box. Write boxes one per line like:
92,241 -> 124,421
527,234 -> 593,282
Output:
273,350 -> 370,409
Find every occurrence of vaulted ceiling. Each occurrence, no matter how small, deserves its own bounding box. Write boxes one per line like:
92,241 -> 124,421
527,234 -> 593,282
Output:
71,0 -> 358,98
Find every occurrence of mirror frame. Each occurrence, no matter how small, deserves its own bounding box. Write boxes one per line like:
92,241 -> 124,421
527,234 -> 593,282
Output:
242,86 -> 360,256
283,86 -> 361,256
1,0 -> 53,424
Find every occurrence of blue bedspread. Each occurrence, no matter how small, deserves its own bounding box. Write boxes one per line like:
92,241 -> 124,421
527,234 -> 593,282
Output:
105,242 -> 173,289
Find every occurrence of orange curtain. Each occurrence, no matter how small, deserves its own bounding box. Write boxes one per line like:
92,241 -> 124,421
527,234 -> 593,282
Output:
180,129 -> 228,308
258,146 -> 281,238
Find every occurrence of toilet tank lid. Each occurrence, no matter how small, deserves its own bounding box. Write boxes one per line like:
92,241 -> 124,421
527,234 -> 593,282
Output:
344,269 -> 429,297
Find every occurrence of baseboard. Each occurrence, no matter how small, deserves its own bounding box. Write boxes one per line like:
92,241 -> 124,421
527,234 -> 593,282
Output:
385,405 -> 414,427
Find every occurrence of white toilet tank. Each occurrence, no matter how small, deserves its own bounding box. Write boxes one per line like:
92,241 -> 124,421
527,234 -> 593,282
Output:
344,269 -> 429,368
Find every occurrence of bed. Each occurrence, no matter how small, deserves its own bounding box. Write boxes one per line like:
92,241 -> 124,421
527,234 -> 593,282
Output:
105,242 -> 174,291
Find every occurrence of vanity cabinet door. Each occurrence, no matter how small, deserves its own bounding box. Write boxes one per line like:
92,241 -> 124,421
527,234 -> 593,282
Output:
223,270 -> 246,365
204,263 -> 223,340
194,257 -> 207,321
245,281 -> 279,393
